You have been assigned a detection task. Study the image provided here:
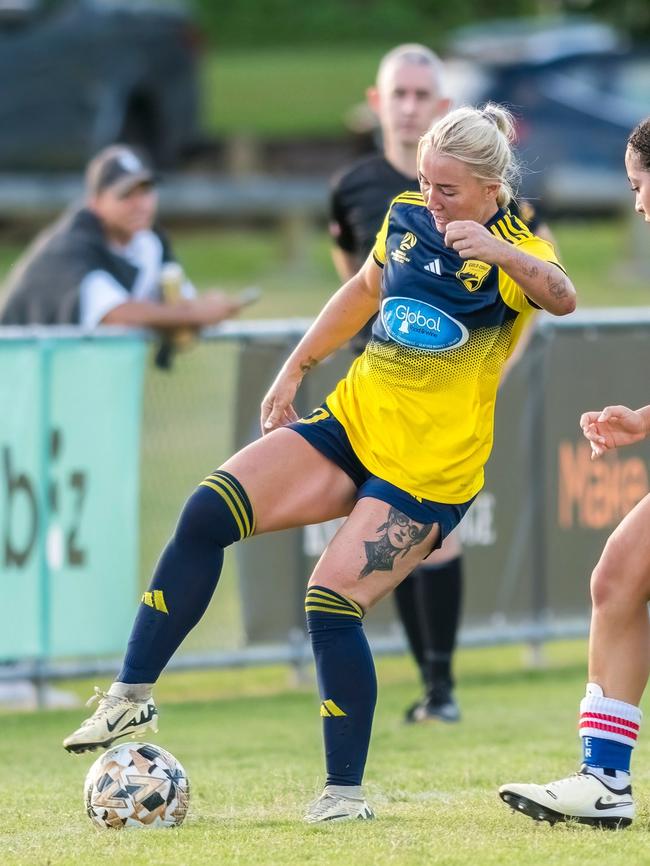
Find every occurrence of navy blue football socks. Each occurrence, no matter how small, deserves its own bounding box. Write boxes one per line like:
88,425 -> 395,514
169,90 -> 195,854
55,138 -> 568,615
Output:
305,586 -> 377,787
119,471 -> 254,683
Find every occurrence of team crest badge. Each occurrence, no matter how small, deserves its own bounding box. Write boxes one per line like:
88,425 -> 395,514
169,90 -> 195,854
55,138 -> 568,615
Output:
456,259 -> 492,292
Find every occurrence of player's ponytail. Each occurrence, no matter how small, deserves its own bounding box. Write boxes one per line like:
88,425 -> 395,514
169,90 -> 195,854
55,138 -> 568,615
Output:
480,102 -> 516,142
419,103 -> 520,208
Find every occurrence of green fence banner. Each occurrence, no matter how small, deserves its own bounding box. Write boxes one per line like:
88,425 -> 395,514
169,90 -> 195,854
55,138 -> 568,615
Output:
0,337 -> 146,661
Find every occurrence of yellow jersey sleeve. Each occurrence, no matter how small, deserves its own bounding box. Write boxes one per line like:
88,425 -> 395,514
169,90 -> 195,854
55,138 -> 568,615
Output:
498,235 -> 565,312
371,208 -> 390,267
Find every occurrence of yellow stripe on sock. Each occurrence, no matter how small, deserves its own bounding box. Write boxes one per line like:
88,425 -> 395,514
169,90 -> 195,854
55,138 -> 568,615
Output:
205,474 -> 250,536
200,480 -> 245,538
305,594 -> 352,612
305,604 -> 362,617
206,473 -> 254,537
307,588 -> 347,604
208,473 -> 253,537
153,590 -> 168,614
321,699 -> 347,717
307,588 -> 363,617
307,589 -> 363,616
142,590 -> 168,614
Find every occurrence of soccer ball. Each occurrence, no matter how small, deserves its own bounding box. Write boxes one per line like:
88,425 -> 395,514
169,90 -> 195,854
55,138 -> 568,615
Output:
84,742 -> 190,829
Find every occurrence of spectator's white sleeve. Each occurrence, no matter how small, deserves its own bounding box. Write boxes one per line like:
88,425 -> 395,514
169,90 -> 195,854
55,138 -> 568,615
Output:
79,270 -> 131,327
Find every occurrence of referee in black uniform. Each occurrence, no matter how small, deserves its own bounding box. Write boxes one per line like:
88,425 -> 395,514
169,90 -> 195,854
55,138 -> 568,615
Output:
329,44 -> 553,723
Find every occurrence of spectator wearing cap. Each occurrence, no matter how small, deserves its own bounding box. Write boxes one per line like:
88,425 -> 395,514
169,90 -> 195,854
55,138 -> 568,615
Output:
0,145 -> 245,329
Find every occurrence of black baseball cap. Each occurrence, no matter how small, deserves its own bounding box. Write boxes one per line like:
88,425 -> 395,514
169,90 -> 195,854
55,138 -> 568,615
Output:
85,145 -> 156,198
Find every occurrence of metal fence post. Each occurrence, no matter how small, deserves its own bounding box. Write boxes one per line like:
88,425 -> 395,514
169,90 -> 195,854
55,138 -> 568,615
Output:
35,339 -> 52,708
526,324 -> 553,667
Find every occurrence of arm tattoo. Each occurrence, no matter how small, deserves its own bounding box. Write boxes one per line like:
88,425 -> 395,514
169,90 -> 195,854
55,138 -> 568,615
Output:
546,271 -> 569,300
520,260 -> 539,279
359,506 -> 433,579
299,356 -> 319,374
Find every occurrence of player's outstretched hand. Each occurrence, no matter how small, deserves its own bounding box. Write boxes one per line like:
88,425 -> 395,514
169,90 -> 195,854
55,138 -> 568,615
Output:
580,405 -> 647,459
444,221 -> 502,262
260,370 -> 300,435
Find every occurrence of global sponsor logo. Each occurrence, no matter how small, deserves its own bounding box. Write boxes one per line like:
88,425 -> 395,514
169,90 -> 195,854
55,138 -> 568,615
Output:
381,296 -> 468,351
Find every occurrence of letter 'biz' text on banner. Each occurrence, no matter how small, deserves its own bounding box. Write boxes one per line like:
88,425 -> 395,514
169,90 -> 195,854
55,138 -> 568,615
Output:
0,337 -> 145,660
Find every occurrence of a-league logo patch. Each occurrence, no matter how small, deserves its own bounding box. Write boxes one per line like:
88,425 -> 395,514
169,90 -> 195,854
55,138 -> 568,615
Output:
456,259 -> 492,292
390,231 -> 418,264
399,231 -> 417,251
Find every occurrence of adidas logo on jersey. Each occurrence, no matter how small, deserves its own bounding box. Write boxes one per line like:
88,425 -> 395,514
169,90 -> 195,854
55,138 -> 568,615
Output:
424,259 -> 442,275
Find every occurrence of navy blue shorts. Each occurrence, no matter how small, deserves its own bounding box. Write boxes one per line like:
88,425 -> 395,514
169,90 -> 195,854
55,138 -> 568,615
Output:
288,403 -> 475,550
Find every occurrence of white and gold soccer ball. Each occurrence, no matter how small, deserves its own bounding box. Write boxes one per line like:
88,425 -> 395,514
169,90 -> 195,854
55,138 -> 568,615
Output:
84,742 -> 190,829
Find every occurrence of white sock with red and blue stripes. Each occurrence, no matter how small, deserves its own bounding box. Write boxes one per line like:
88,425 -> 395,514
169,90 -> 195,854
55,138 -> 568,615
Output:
579,683 -> 641,782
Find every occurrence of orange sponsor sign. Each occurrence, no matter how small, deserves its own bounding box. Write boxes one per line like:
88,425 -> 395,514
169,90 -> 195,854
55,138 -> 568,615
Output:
558,441 -> 648,530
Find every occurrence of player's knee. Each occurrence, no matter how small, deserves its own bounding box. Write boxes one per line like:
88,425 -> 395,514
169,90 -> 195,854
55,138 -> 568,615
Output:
591,532 -> 645,609
590,558 -> 616,609
175,470 -> 255,549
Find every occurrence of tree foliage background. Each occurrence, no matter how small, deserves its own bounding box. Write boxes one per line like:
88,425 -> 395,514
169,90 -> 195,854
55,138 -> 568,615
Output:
191,0 -> 650,48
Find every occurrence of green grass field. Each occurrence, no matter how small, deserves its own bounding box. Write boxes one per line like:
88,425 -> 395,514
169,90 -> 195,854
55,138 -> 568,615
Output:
3,641 -> 650,865
204,47 -> 387,136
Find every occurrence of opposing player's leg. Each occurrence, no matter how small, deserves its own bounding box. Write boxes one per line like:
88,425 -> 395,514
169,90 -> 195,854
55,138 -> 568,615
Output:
304,496 -> 442,822
63,428 -> 357,753
500,492 -> 650,828
395,529 -> 463,723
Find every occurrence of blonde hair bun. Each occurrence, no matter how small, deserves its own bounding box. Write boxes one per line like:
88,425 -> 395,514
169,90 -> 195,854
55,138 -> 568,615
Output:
419,103 -> 520,209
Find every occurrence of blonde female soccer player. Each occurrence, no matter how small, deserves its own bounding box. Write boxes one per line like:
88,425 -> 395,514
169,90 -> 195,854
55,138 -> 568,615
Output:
63,104 -> 575,823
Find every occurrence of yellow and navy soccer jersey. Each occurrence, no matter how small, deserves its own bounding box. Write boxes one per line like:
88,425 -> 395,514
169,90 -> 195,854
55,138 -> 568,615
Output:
326,191 -> 563,504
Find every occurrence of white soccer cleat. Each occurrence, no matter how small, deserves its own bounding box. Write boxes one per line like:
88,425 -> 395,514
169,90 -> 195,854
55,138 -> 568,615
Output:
499,767 -> 634,829
63,687 -> 158,754
304,785 -> 375,824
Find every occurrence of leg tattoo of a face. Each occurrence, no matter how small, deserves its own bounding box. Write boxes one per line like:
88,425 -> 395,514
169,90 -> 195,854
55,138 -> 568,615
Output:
359,506 -> 433,579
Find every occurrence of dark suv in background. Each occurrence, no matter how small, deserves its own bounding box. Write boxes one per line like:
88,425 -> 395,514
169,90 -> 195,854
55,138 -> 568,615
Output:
446,18 -> 650,212
0,0 -> 203,169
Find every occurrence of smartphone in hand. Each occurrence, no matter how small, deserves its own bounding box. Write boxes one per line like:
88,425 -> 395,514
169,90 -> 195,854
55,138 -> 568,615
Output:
236,286 -> 262,307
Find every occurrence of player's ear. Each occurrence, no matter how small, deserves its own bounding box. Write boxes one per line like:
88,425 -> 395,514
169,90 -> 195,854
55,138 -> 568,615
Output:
366,86 -> 380,114
436,97 -> 452,117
